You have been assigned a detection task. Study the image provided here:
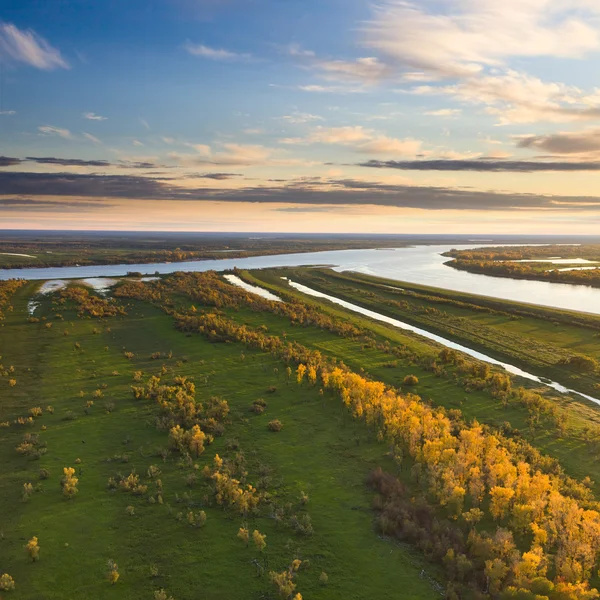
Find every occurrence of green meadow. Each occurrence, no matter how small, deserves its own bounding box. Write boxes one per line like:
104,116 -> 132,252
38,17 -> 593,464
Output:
0,281 -> 437,600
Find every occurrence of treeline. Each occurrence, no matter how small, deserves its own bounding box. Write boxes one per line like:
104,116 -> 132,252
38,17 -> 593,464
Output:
118,273 -> 569,433
173,307 -> 600,598
444,245 -> 600,262
448,259 -> 600,289
0,279 -> 25,321
117,272 -> 369,340
59,287 -> 127,318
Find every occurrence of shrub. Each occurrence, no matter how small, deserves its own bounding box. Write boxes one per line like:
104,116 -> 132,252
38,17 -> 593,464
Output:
252,529 -> 266,552
289,514 -> 313,536
61,467 -> 79,499
25,536 -> 40,561
268,420 -> 283,432
403,374 -> 419,386
0,573 -> 15,591
107,560 -> 119,585
250,399 -> 267,414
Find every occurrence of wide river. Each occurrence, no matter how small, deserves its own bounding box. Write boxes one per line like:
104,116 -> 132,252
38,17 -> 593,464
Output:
2,243 -> 600,315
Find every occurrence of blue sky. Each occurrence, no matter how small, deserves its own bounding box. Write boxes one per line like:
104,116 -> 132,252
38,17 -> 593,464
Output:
2,0 -> 600,232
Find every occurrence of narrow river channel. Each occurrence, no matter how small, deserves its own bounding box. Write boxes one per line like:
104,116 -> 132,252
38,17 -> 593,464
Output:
226,275 -> 600,407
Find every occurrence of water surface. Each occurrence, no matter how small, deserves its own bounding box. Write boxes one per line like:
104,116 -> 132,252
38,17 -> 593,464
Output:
4,244 -> 600,315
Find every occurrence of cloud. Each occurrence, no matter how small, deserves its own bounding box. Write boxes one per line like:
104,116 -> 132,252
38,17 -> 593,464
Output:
195,172 -> 242,180
364,0 -> 600,80
274,206 -> 339,213
0,22 -> 69,70
0,197 -> 104,212
6,170 -> 600,212
184,42 -> 251,61
0,110 -> 16,116
279,112 -> 324,124
83,132 -> 102,144
310,57 -> 392,85
0,156 -> 22,167
171,143 -> 305,167
425,109 -> 462,117
38,125 -> 73,140
408,70 -> 600,125
358,158 -> 600,172
25,157 -> 112,168
517,129 -> 600,154
83,112 -> 107,121
20,156 -> 161,169
297,84 -> 364,94
281,126 -> 422,156
140,118 -> 150,130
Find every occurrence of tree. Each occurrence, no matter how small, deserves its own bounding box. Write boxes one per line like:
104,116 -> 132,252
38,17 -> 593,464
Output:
61,467 -> 79,499
403,375 -> 419,386
25,536 -> 40,561
237,526 -> 249,546
296,364 -> 307,385
252,529 -> 266,552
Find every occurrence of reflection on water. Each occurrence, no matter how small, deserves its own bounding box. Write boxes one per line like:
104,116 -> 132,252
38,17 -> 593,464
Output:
3,244 -> 600,315
284,278 -> 600,407
223,274 -> 282,302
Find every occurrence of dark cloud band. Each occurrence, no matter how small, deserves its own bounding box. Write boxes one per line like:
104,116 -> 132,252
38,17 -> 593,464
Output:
358,159 -> 600,172
2,171 -> 600,212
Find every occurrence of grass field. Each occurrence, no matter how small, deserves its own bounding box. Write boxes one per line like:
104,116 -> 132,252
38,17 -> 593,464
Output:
0,282 -> 438,599
249,267 -> 600,397
4,267 -> 600,598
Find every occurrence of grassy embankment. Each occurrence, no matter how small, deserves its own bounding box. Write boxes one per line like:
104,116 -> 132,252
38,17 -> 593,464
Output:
247,267 -> 600,399
0,281 -> 437,600
239,268 -> 600,487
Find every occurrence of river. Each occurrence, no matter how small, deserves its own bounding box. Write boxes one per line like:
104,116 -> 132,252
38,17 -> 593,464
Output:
3,244 -> 600,315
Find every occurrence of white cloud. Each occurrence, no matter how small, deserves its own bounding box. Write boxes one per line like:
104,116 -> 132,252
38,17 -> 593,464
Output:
425,109 -> 462,117
140,118 -> 150,130
311,57 -> 392,85
0,22 -> 69,70
286,44 -> 316,58
83,132 -> 101,144
281,125 -> 422,156
364,0 -> 600,79
184,42 -> 251,61
132,140 -> 144,146
0,110 -> 16,116
83,112 -> 107,121
279,112 -> 324,124
297,84 -> 365,94
184,142 -> 212,156
38,125 -> 73,139
409,70 -> 600,124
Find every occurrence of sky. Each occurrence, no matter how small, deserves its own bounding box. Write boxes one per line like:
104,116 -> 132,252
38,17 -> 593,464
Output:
2,0 -> 600,233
